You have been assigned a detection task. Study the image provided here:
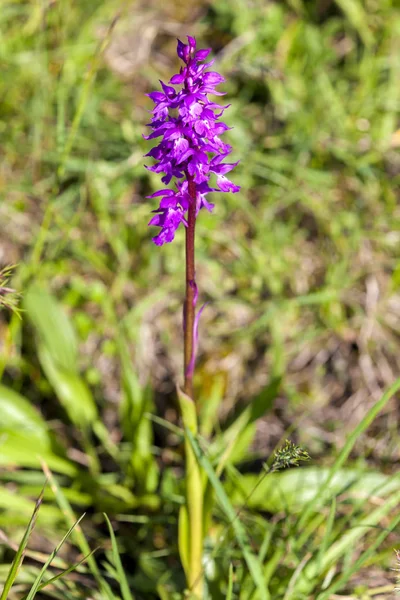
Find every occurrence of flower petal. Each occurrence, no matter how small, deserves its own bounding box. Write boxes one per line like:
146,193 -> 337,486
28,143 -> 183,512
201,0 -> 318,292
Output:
195,48 -> 211,61
216,174 -> 240,193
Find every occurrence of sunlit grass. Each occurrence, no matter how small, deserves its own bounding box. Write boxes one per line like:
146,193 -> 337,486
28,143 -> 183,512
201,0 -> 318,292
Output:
1,0 -> 400,598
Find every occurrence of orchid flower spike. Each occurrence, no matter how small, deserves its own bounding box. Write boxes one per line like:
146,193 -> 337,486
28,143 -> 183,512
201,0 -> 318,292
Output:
144,35 -> 240,245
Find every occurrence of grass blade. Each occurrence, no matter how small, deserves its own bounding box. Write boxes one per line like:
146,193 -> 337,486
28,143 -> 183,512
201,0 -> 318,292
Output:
57,14 -> 119,178
294,488 -> 400,594
25,514 -> 85,600
298,377 -> 400,529
0,484 -> 45,600
315,498 -> 336,575
103,513 -> 135,600
31,548 -> 99,597
41,461 -> 114,600
316,512 -> 400,600
226,563 -> 234,600
334,0 -> 373,46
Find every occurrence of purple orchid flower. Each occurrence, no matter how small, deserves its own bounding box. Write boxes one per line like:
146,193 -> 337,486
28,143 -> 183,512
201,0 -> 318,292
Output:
144,36 -> 240,245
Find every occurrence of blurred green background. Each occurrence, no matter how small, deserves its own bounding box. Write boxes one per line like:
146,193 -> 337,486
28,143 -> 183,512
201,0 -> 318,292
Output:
1,0 -> 400,598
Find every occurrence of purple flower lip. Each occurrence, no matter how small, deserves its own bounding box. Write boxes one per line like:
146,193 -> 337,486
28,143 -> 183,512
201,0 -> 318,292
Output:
144,35 -> 240,245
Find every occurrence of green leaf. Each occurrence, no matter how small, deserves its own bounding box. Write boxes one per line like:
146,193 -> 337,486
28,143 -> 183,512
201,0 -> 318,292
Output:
24,286 -> 97,428
0,485 -> 60,527
177,388 -> 204,597
0,485 -> 45,600
298,377 -> 400,528
178,504 -> 190,581
0,385 -> 49,438
25,514 -> 86,600
24,286 -> 78,372
42,462 -> 114,600
214,377 -> 280,467
103,513 -> 135,600
334,0 -> 374,46
186,429 -> 269,600
119,339 -> 145,433
0,431 -> 76,475
294,488 -> 400,595
0,386 -> 75,476
315,511 -> 400,600
118,336 -> 158,493
198,375 -> 225,438
227,467 -> 400,513
38,345 -> 97,427
315,498 -> 336,575
226,564 -> 234,600
27,548 -> 99,598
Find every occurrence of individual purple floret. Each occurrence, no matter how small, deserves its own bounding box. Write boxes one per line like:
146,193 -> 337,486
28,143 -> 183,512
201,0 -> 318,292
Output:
144,35 -> 240,245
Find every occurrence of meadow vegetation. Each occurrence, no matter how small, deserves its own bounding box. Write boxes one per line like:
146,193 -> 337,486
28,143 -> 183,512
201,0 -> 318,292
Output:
1,0 -> 400,598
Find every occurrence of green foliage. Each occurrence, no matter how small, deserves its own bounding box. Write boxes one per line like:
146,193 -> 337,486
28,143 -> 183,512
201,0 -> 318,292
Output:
23,514 -> 86,600
0,487 -> 44,600
187,428 -> 269,600
1,0 -> 400,598
103,513 -> 136,600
